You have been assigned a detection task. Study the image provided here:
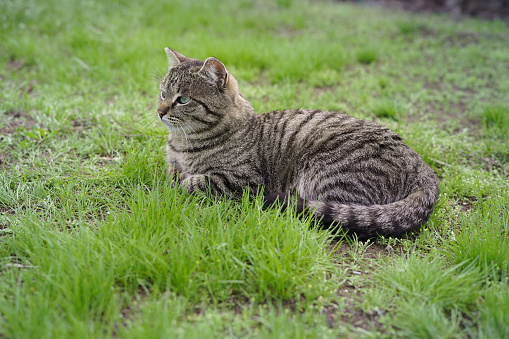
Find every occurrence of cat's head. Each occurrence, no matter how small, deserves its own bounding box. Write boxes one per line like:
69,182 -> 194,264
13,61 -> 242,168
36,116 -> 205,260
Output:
158,48 -> 249,135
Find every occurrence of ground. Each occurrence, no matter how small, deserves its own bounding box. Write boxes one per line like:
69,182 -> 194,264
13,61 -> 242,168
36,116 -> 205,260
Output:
343,0 -> 509,22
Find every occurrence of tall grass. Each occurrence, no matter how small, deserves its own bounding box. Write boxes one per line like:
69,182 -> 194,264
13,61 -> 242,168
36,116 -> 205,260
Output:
445,195 -> 509,282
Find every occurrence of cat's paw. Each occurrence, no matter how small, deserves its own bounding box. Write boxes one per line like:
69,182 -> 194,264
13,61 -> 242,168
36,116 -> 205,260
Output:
180,174 -> 207,194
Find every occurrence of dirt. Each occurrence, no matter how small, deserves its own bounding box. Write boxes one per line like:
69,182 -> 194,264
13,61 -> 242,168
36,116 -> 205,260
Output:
325,285 -> 385,333
331,239 -> 407,260
339,0 -> 509,23
71,118 -> 98,133
457,197 -> 476,211
0,110 -> 36,135
95,154 -> 122,167
455,194 -> 487,212
427,103 -> 482,136
7,58 -> 27,71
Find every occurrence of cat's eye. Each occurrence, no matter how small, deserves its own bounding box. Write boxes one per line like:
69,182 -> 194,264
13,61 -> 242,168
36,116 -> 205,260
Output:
160,91 -> 166,99
176,96 -> 191,105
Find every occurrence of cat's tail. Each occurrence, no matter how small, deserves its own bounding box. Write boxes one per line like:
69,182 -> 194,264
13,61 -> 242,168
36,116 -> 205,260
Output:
264,187 -> 439,239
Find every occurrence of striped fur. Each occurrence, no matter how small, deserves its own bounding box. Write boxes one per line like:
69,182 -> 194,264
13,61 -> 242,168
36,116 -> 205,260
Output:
158,49 -> 439,239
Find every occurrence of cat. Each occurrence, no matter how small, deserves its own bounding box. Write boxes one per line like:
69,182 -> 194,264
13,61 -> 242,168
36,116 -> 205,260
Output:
157,48 -> 439,239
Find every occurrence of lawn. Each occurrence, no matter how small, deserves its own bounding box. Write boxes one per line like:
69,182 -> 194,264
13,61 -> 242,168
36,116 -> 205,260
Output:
1,0 -> 509,337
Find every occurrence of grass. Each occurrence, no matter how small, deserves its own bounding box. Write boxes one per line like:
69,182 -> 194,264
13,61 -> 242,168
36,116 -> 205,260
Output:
370,97 -> 406,120
446,195 -> 509,282
356,48 -> 379,65
1,0 -> 509,337
481,104 -> 509,137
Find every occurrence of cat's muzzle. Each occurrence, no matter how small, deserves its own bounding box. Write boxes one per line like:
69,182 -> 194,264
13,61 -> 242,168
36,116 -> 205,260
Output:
157,102 -> 170,118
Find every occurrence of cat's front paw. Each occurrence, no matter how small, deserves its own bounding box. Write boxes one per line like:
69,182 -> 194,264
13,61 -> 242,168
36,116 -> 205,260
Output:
180,174 -> 207,194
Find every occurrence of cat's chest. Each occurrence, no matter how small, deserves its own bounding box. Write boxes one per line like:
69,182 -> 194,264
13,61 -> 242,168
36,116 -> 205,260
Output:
166,140 -> 229,172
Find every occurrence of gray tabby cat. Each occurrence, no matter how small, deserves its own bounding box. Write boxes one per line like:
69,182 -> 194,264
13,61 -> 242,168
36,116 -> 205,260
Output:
157,48 -> 439,239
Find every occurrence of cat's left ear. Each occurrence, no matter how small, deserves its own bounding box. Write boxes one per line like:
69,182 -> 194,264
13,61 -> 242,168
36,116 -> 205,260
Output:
199,57 -> 228,88
165,47 -> 188,69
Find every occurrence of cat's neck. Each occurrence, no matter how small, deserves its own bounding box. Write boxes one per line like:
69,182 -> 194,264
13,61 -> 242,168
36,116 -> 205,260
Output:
231,93 -> 256,120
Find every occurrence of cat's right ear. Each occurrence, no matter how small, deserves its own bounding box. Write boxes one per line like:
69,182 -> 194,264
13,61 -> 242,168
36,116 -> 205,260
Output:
165,48 -> 187,69
199,57 -> 228,88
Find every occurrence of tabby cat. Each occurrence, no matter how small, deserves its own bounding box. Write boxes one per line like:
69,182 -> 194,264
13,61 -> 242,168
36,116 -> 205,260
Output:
157,48 -> 439,239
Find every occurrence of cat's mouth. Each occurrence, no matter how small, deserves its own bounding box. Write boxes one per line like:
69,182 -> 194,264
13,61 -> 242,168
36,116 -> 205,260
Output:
161,115 -> 183,130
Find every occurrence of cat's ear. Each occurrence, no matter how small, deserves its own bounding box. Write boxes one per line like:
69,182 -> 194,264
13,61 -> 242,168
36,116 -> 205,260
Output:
165,47 -> 188,69
199,57 -> 228,88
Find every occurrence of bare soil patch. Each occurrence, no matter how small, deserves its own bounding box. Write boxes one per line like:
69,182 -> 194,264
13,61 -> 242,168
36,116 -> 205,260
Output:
0,153 -> 7,167
431,104 -> 482,136
72,118 -> 98,133
0,110 -> 36,135
322,283 -> 384,332
456,194 -> 486,212
457,196 -> 476,211
339,0 -> 509,23
0,206 -> 15,232
7,58 -> 27,71
331,240 -> 406,261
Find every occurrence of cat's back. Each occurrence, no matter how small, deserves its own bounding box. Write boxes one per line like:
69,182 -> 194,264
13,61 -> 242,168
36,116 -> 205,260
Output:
254,108 -> 405,156
252,108 -> 431,204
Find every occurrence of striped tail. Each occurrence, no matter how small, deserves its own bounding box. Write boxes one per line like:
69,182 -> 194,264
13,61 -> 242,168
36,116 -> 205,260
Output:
264,188 -> 439,239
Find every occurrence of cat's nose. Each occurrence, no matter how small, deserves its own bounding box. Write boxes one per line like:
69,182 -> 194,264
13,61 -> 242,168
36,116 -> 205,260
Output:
157,103 -> 170,118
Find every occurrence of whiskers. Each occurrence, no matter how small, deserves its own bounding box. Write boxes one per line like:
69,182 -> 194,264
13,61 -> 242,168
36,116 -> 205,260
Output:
177,124 -> 191,151
183,124 -> 198,136
149,73 -> 163,82
138,110 -> 195,151
134,109 -> 160,136
139,64 -> 166,135
149,62 -> 165,83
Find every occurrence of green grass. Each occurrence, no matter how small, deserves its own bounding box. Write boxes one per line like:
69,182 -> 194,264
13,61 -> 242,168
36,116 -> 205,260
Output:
1,0 -> 509,337
370,97 -> 406,120
481,104 -> 509,138
356,48 -> 379,65
446,195 -> 509,281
